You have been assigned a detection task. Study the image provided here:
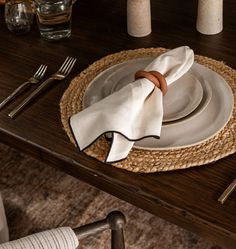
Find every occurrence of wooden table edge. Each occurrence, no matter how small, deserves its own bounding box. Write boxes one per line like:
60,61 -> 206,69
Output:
1,128 -> 236,248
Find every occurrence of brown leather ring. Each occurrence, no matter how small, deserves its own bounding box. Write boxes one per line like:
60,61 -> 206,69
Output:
135,70 -> 161,89
149,71 -> 168,96
134,70 -> 168,96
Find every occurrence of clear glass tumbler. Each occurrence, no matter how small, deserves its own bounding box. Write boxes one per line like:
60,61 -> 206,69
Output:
5,0 -> 34,34
34,0 -> 72,41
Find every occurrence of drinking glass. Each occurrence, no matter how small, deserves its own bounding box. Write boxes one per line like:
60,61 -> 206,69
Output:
34,0 -> 73,41
5,0 -> 34,34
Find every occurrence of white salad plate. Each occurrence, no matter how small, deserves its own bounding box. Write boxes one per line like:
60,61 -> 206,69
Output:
109,66 -> 203,122
83,57 -> 234,150
83,57 -> 203,123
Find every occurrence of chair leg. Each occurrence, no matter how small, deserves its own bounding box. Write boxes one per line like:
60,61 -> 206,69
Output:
73,211 -> 126,249
107,211 -> 126,249
111,228 -> 125,249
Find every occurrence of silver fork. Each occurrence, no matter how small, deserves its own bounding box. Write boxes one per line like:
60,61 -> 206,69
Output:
9,57 -> 77,118
0,64 -> 47,110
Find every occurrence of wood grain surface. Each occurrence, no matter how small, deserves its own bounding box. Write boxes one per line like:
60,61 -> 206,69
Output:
0,0 -> 235,248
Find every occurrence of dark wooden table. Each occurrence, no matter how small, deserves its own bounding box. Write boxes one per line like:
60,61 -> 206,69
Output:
0,0 -> 235,248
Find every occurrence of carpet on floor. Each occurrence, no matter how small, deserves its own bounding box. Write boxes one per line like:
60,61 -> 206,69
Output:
0,143 -> 223,249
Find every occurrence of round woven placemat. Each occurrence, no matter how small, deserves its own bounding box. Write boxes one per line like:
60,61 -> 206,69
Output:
60,48 -> 236,173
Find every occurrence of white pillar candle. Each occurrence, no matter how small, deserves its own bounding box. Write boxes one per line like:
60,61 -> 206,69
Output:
0,194 -> 9,244
127,0 -> 152,37
196,0 -> 223,35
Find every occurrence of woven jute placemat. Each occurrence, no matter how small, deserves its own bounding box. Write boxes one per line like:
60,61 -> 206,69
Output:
60,48 -> 236,173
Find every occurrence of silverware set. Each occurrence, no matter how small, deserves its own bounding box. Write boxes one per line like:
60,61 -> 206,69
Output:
0,56 -> 76,118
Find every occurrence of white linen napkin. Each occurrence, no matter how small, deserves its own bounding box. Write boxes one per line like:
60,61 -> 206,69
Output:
0,227 -> 79,249
70,46 -> 194,162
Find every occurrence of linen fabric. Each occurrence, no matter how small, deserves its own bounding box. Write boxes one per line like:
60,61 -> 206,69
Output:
0,227 -> 79,249
0,194 -> 9,244
70,46 -> 194,162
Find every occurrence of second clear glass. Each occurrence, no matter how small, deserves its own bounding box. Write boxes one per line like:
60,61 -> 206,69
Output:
5,0 -> 34,34
34,0 -> 73,41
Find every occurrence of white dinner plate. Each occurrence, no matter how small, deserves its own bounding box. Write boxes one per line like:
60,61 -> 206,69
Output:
83,57 -> 234,150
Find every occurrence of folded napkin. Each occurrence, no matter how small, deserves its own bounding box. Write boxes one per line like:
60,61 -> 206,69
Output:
70,46 -> 194,162
0,227 -> 79,249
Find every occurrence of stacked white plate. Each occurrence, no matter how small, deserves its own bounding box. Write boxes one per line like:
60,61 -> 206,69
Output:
83,57 -> 234,150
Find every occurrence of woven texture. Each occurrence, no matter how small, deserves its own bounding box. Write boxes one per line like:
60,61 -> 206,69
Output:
60,48 -> 236,173
0,227 -> 78,249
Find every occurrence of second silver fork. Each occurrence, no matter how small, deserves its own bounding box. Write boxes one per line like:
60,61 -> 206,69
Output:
0,64 -> 47,110
9,57 -> 77,118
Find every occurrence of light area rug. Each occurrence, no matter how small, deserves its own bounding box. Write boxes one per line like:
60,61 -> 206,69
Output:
0,143 -> 224,249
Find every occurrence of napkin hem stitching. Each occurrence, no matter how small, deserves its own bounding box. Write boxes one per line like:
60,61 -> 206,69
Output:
70,119 -> 160,148
69,116 -> 160,163
105,132 -> 160,163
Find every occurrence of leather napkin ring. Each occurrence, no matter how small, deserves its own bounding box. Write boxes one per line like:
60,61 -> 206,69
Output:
135,70 -> 168,96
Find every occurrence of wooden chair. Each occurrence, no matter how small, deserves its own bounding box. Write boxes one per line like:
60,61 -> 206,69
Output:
0,211 -> 126,249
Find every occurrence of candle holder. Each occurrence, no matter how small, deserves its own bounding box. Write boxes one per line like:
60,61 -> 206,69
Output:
127,0 -> 152,37
196,0 -> 223,35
